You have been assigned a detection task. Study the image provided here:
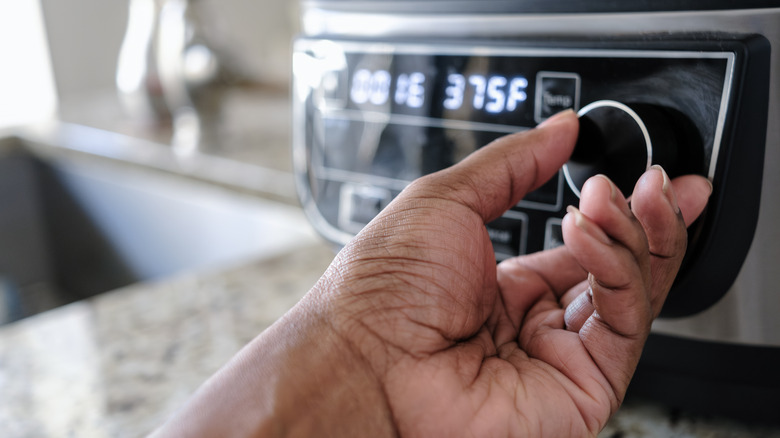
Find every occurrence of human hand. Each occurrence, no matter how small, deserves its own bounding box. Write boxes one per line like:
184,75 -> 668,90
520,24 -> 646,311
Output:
151,110 -> 712,438
308,110 -> 711,437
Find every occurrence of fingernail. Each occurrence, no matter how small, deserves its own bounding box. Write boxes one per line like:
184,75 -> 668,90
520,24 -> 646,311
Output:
651,165 -> 680,214
705,178 -> 714,196
595,174 -> 619,201
537,109 -> 575,128
651,165 -> 671,193
595,174 -> 633,219
566,205 -> 612,245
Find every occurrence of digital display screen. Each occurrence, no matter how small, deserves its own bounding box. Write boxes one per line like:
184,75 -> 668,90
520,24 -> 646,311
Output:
350,68 -> 529,114
324,51 -> 556,127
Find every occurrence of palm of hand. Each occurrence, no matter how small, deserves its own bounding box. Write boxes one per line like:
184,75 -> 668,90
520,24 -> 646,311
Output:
322,114 -> 707,437
335,193 -> 623,437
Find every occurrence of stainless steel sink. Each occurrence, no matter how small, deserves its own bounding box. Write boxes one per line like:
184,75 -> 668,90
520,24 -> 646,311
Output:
0,126 -> 317,324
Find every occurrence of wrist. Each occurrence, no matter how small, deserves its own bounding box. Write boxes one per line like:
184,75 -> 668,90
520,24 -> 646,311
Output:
151,292 -> 396,438
260,297 -> 397,437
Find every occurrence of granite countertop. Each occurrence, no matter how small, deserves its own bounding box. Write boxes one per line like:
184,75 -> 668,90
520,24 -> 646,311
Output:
0,240 -> 335,437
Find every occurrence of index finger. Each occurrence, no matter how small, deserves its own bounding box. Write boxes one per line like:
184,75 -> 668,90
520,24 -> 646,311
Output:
410,110 -> 579,223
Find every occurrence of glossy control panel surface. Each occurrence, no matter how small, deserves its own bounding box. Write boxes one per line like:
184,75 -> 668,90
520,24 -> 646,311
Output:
294,39 -> 732,255
293,36 -> 769,319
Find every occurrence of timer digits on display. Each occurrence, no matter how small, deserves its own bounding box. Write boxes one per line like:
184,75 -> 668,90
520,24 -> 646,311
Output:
394,72 -> 427,108
349,69 -> 393,106
349,69 -> 426,108
348,68 -> 528,114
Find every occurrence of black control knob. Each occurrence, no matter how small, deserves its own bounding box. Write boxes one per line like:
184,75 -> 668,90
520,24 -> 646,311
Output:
564,100 -> 689,197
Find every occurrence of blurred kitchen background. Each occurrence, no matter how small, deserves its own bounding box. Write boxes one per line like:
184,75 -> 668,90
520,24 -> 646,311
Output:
1,2 -> 338,435
1,0 -> 299,170
0,0 -> 313,325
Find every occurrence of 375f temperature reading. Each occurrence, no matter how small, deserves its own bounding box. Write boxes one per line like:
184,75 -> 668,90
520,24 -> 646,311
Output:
444,74 -> 528,114
348,69 -> 528,114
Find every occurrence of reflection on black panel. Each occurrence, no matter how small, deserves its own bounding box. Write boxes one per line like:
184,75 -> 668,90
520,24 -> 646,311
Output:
320,117 -> 509,182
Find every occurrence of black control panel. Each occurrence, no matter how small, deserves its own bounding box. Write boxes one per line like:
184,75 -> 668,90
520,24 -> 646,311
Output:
293,36 -> 769,316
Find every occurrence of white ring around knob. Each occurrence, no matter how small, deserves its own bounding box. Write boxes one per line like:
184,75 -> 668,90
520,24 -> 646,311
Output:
563,100 -> 654,198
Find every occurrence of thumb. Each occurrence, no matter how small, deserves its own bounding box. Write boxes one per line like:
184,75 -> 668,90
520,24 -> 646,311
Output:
409,110 -> 579,223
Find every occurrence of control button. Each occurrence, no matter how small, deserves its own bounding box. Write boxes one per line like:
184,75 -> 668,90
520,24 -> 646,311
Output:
545,218 -> 564,250
486,211 -> 528,261
339,184 -> 392,234
517,170 -> 563,212
564,100 -> 686,198
535,72 -> 581,123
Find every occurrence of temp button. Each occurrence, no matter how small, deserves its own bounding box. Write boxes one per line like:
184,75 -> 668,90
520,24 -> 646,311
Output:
339,183 -> 393,234
535,71 -> 581,123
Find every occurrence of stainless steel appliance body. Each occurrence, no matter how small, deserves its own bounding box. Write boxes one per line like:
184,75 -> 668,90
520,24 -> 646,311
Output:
292,1 -> 780,421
